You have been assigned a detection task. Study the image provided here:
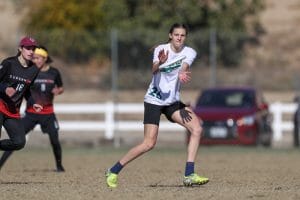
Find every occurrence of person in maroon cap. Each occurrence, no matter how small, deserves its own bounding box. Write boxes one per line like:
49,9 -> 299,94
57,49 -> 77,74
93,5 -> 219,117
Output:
0,36 -> 41,151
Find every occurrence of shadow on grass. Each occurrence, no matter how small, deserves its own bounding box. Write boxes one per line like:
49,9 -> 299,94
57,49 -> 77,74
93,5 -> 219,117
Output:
148,184 -> 202,188
0,181 -> 45,184
23,169 -> 63,173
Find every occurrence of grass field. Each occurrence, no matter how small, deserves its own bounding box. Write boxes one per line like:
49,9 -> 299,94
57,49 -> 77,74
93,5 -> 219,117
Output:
0,146 -> 299,200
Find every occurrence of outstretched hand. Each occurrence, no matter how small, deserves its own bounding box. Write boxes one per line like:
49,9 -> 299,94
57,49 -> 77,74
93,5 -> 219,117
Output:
158,49 -> 169,65
179,108 -> 193,124
178,70 -> 191,83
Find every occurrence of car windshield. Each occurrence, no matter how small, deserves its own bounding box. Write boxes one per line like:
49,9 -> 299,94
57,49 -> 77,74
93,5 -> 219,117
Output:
196,90 -> 255,108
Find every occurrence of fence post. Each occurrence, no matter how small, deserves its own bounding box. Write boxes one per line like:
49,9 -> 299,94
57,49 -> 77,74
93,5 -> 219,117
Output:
271,102 -> 283,141
105,101 -> 114,140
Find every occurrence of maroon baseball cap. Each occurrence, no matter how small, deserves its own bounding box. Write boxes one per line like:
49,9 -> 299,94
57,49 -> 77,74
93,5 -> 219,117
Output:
19,36 -> 38,47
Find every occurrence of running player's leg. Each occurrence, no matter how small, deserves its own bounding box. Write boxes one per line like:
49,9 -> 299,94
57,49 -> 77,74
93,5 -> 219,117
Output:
0,118 -> 26,151
0,114 -> 11,169
171,106 -> 209,186
106,102 -> 161,188
171,106 -> 201,162
48,130 -> 64,172
0,151 -> 13,170
22,113 -> 38,133
106,124 -> 159,188
119,124 -> 159,166
108,125 -> 159,171
41,114 -> 64,172
0,115 -> 36,169
109,102 -> 160,171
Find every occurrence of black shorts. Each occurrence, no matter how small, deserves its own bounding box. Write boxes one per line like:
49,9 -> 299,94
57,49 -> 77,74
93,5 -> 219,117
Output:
22,112 -> 59,135
143,101 -> 186,125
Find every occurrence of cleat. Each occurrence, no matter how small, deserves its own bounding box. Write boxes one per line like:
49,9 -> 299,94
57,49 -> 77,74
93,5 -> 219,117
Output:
183,173 -> 209,186
105,170 -> 118,188
56,165 -> 65,172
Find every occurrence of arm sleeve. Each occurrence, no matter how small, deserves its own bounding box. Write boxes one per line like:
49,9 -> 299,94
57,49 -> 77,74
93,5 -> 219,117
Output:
183,48 -> 197,67
54,69 -> 63,87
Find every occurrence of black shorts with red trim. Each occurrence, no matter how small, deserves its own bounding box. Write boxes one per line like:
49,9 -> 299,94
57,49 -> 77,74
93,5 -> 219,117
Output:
22,112 -> 59,135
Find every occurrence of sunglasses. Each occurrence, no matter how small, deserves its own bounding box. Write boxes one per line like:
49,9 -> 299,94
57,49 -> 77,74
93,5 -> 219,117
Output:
23,46 -> 36,51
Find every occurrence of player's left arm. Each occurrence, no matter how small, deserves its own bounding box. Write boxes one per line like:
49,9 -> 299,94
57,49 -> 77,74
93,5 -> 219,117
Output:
179,48 -> 197,84
178,62 -> 191,84
52,68 -> 64,96
52,86 -> 64,96
24,86 -> 43,112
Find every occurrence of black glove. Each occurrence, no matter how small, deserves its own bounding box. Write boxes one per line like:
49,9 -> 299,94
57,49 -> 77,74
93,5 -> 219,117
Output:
179,108 -> 192,124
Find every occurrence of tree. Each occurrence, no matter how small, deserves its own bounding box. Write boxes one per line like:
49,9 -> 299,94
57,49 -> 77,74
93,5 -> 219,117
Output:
22,0 -> 265,66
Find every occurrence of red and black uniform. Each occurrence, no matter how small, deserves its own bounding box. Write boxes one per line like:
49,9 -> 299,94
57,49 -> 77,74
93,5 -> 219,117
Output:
0,56 -> 39,151
22,67 -> 62,135
25,67 -> 62,115
0,66 -> 65,171
23,67 -> 63,170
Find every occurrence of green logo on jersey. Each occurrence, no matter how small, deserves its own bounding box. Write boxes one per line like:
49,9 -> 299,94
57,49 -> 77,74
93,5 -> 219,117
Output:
160,60 -> 182,73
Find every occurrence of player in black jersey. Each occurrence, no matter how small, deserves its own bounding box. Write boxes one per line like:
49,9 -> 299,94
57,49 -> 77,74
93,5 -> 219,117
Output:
0,36 -> 40,152
0,46 -> 65,172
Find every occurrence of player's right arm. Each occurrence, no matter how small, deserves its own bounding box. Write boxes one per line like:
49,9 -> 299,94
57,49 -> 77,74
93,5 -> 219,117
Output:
152,47 -> 168,74
0,60 -> 16,97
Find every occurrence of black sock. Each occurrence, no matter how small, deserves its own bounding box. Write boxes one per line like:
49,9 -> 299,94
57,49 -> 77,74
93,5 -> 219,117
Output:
110,161 -> 123,174
185,162 -> 195,176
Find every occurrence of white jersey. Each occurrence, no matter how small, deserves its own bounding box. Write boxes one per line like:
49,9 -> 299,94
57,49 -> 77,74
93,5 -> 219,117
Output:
144,43 -> 197,105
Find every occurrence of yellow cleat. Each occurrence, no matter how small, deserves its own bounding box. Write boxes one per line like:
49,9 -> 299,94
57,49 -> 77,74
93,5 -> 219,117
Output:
183,173 -> 209,186
105,170 -> 118,188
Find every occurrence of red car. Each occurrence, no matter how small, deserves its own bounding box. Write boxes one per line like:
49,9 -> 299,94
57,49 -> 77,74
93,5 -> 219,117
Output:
187,87 -> 272,146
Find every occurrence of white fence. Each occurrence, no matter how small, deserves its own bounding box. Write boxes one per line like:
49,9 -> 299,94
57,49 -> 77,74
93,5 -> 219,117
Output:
48,102 -> 185,140
269,102 -> 297,141
27,102 -> 297,142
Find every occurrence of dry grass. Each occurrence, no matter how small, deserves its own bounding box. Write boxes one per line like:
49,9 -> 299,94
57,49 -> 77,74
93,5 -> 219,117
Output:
0,147 -> 299,200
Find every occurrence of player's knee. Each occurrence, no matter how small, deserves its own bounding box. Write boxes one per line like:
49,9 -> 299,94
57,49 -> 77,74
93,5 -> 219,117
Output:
143,140 -> 156,152
189,125 -> 202,138
13,140 -> 26,150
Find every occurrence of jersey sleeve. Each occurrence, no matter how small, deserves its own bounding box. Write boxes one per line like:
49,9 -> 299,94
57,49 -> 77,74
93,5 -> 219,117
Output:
183,48 -> 197,67
54,68 -> 63,87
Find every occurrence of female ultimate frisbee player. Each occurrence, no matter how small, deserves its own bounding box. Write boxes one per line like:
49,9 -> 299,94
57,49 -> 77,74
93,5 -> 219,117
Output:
106,23 -> 209,188
0,36 -> 40,152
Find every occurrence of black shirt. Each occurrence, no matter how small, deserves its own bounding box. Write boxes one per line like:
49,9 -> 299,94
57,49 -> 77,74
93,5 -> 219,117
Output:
27,66 -> 63,108
0,56 -> 39,116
